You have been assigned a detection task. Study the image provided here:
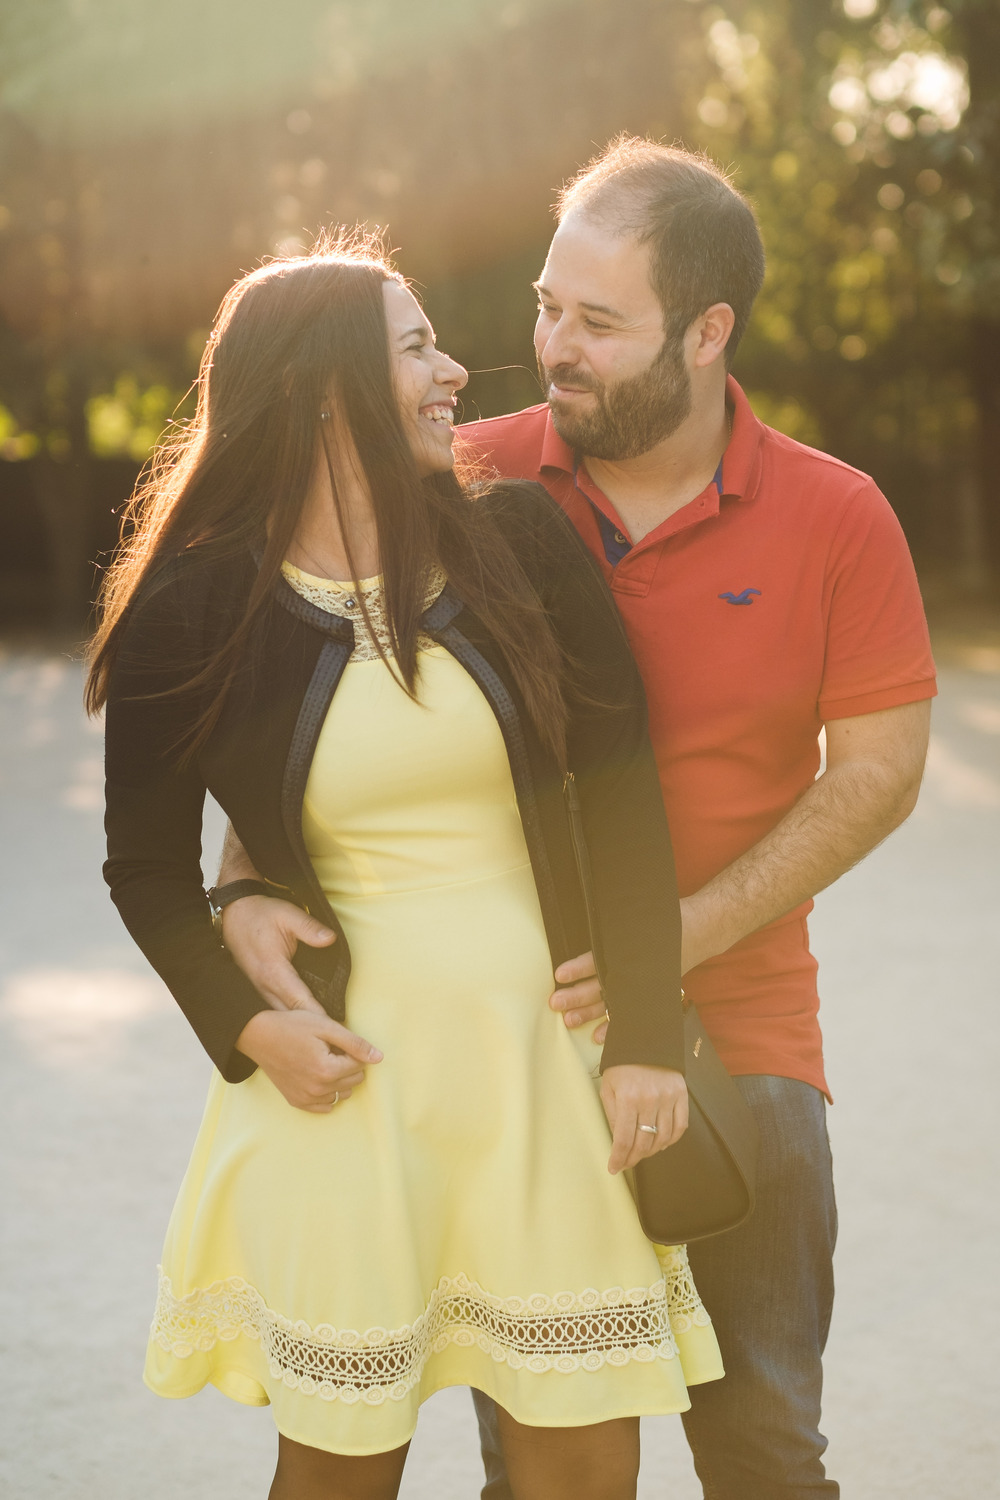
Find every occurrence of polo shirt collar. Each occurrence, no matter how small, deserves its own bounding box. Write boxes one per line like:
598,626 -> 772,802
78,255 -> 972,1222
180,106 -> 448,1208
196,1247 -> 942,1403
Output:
539,408 -> 575,475
720,375 -> 764,502
538,373 -> 764,505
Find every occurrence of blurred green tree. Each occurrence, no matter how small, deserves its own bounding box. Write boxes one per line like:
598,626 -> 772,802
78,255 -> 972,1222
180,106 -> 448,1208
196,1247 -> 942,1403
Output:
0,0 -> 996,621
669,0 -> 995,587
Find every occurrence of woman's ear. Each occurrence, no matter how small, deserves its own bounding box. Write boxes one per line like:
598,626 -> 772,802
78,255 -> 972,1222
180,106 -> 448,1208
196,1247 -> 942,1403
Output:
317,384 -> 342,424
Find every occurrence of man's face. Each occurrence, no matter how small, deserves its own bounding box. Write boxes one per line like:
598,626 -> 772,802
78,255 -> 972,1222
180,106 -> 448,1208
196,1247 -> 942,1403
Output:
533,212 -> 692,460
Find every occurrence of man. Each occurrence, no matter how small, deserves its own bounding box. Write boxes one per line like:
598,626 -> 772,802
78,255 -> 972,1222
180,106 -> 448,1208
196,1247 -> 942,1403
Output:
215,139 -> 934,1496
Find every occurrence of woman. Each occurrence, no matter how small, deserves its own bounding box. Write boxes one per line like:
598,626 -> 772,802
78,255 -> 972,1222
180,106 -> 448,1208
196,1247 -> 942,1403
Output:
88,234 -> 722,1500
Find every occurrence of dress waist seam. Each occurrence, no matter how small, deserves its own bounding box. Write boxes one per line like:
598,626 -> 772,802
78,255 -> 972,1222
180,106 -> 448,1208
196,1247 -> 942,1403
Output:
315,859 -> 535,903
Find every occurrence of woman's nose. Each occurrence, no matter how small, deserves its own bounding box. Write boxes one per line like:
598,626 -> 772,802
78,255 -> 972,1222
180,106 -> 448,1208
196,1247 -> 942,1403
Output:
437,352 -> 468,391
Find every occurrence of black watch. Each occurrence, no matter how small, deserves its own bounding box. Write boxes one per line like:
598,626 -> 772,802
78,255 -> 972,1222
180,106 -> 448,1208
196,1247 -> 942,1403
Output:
207,879 -> 271,939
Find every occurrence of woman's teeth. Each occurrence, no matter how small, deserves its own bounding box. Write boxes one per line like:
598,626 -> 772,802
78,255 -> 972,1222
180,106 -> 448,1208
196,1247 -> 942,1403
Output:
421,405 -> 454,425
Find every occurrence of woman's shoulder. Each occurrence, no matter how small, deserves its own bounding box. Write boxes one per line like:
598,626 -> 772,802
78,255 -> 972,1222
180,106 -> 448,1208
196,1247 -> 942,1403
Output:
116,545 -> 258,676
477,477 -> 563,528
133,541 -> 256,617
109,544 -> 262,708
477,479 -> 598,574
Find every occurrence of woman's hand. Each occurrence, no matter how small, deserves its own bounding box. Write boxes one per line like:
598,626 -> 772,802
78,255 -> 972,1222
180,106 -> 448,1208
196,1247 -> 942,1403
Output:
235,1009 -> 382,1114
222,894 -> 335,1016
549,951 -> 608,1043
600,1065 -> 688,1174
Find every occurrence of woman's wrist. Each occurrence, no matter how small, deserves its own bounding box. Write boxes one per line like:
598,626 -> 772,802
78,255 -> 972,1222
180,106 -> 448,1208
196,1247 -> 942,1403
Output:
235,1008 -> 278,1062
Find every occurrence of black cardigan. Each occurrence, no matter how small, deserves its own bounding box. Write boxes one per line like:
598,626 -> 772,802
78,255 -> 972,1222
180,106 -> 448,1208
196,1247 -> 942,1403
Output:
103,482 -> 683,1083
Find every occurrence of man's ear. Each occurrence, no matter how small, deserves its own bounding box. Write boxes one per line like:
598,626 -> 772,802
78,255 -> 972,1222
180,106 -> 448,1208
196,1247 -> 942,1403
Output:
691,303 -> 736,368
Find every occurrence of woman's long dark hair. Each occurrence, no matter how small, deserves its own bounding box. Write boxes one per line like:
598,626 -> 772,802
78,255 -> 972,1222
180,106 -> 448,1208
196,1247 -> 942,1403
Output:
86,231 -> 569,765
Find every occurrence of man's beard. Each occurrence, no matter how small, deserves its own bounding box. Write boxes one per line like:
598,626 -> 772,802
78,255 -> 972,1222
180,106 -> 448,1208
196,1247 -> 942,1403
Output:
539,334 -> 692,461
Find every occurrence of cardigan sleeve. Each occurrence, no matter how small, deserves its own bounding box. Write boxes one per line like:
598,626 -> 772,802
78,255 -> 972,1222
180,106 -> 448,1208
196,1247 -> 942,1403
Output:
102,562 -> 271,1081
517,485 -> 684,1074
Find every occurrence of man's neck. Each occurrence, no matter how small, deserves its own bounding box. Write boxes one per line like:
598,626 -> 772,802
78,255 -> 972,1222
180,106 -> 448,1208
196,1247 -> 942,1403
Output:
583,391 -> 730,544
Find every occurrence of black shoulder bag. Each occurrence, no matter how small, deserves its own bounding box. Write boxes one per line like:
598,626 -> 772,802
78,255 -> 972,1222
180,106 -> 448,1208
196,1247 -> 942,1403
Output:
563,773 -> 760,1244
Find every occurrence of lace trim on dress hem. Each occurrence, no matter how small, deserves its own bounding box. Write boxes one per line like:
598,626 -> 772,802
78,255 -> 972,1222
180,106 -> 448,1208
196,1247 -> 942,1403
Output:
151,1258 -> 710,1406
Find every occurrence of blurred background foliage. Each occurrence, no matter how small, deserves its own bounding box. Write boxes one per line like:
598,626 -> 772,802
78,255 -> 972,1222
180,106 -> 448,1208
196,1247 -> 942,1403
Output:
0,0 -> 997,626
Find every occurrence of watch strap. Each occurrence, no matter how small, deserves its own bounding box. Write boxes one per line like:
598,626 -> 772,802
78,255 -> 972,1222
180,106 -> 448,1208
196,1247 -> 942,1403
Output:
207,879 -> 272,913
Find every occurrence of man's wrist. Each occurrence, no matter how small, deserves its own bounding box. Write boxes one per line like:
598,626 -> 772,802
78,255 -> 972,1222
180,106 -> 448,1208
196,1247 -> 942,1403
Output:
218,822 -> 266,886
680,891 -> 742,973
207,880 -> 272,940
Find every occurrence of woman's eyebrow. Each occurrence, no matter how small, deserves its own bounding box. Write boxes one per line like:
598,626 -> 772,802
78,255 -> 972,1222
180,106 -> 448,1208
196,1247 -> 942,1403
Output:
397,326 -> 429,343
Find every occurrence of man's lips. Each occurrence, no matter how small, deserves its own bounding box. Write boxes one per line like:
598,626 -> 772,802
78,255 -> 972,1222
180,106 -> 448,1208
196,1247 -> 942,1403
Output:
548,381 -> 597,398
545,368 -> 600,397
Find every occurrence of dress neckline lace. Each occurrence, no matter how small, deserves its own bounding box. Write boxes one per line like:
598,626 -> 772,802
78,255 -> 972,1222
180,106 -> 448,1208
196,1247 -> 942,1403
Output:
281,562 -> 447,664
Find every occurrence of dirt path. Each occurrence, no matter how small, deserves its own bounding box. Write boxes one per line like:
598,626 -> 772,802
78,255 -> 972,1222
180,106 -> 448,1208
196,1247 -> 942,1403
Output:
1,647 -> 997,1498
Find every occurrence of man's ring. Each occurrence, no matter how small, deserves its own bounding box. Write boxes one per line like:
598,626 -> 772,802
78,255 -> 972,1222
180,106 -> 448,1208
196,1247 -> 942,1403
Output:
638,1123 -> 658,1135
333,1092 -> 340,1106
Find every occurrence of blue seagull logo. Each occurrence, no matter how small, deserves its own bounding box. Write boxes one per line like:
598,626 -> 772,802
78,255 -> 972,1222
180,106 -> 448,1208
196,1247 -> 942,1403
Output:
718,588 -> 761,605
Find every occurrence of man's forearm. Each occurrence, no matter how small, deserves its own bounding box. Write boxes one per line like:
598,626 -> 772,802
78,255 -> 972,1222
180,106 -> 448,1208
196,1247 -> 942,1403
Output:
218,823 -> 262,884
681,755 -> 921,973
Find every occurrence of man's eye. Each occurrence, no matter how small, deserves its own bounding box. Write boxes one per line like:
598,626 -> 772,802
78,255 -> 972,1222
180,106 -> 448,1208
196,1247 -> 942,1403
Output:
584,320 -> 610,332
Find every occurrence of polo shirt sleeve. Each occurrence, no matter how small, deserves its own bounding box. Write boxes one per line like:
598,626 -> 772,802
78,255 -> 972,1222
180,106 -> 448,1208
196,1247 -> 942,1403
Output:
818,477 -> 937,722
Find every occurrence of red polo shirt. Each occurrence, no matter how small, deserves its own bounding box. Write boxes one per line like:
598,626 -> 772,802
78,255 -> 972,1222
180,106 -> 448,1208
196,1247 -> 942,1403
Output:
461,377 -> 936,1096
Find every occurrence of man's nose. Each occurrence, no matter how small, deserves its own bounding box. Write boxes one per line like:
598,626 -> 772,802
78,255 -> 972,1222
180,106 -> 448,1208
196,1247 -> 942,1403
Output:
538,315 -> 578,371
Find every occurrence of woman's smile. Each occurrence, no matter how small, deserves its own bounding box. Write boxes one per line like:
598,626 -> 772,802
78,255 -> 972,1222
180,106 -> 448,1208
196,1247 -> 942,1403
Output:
383,279 -> 466,476
418,399 -> 456,427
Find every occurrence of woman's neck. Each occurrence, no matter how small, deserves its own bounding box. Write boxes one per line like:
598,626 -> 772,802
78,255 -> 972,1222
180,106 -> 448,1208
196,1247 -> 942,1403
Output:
288,438 -> 379,581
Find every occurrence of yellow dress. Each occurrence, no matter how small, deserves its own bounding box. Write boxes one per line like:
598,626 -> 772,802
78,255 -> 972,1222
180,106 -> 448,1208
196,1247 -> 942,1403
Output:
144,567 -> 723,1455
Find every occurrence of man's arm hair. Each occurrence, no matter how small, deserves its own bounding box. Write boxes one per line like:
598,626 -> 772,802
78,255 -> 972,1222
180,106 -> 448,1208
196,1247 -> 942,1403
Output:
681,699 -> 931,973
218,822 -> 263,883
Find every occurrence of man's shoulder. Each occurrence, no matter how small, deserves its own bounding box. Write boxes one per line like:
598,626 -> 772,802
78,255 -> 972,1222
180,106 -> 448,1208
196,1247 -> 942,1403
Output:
755,421 -> 894,529
459,403 -> 550,469
760,422 -> 869,487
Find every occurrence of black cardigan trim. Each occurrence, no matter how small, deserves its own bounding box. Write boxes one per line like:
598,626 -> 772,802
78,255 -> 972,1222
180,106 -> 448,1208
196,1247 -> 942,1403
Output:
431,616 -> 569,959
278,634 -> 355,1016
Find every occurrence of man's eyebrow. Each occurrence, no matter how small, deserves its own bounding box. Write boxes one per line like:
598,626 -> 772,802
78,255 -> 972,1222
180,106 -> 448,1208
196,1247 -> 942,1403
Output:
532,282 -> 626,321
580,300 -> 627,320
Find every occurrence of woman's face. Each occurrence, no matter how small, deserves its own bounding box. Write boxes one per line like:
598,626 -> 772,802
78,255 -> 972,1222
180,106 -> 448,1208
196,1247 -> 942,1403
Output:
383,280 -> 467,477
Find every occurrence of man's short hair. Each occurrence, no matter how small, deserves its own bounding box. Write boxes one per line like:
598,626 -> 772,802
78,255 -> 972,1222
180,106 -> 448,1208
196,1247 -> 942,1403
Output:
556,136 -> 765,365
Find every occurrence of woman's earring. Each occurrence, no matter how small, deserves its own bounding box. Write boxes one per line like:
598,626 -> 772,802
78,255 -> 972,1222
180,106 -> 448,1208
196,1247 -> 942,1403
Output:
320,409 -> 331,422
